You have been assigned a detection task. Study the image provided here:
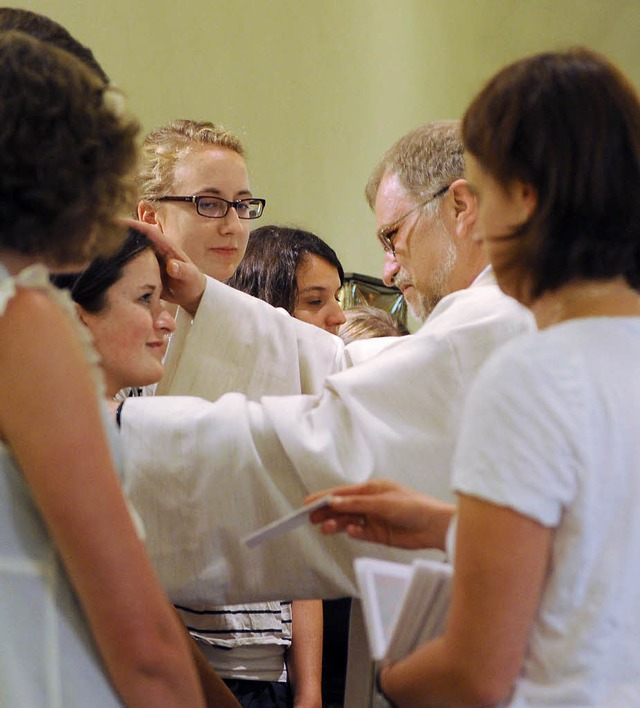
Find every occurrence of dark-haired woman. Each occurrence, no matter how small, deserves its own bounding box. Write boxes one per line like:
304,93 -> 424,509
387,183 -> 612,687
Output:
310,48 -> 640,706
61,230 -> 176,398
229,225 -> 346,706
228,225 -> 346,335
56,231 -> 241,707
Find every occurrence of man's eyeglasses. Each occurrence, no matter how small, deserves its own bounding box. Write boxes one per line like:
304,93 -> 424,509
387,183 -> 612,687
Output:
158,195 -> 266,220
376,184 -> 450,254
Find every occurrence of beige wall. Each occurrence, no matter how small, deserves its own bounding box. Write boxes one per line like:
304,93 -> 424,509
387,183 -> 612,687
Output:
13,0 -> 640,277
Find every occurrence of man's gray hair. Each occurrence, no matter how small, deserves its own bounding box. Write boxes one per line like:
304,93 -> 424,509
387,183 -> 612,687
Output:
365,120 -> 464,208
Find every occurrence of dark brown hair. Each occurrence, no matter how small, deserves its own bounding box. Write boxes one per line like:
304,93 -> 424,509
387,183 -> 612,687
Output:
227,225 -> 344,313
463,48 -> 640,298
0,31 -> 139,265
52,229 -> 153,313
0,7 -> 109,81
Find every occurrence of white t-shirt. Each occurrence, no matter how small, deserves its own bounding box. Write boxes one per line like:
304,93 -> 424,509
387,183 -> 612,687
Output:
453,317 -> 640,706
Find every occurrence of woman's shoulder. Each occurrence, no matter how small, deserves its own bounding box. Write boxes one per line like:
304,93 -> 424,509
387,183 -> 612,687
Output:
0,262 -> 64,311
470,326 -> 581,408
0,264 -> 52,318
0,263 -> 104,393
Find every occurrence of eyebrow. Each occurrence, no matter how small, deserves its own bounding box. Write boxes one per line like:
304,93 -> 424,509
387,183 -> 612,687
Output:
299,285 -> 329,294
195,187 -> 253,198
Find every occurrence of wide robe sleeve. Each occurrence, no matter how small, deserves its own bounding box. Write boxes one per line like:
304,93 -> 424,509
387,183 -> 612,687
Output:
122,279 -> 535,606
157,275 -> 351,399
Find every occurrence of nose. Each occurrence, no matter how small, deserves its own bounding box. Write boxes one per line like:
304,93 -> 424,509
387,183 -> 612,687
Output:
326,300 -> 347,333
382,250 -> 401,287
155,305 -> 176,334
220,204 -> 246,235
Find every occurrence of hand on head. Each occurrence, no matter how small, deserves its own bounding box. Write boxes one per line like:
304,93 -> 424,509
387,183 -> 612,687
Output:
305,479 -> 455,551
123,218 -> 206,316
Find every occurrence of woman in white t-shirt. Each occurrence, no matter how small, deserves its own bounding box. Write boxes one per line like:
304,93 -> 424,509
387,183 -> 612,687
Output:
308,48 -> 640,706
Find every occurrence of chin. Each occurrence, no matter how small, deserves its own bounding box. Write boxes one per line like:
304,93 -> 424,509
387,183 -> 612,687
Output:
407,298 -> 429,323
134,365 -> 164,389
201,257 -> 239,282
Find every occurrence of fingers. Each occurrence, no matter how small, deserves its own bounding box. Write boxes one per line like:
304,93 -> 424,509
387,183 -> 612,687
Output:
121,218 -> 190,264
304,479 -> 398,507
316,513 -> 365,533
120,218 -> 205,314
318,517 -> 373,543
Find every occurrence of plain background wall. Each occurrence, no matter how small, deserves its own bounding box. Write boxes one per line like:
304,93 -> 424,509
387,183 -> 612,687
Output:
11,0 -> 640,278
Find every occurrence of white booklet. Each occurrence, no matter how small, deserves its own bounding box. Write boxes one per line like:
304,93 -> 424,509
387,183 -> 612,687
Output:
354,556 -> 453,662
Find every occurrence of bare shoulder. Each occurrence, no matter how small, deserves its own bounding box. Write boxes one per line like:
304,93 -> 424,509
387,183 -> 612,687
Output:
0,284 -> 62,326
0,284 -> 76,347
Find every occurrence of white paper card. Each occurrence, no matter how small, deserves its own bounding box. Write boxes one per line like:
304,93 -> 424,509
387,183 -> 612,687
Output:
242,495 -> 335,548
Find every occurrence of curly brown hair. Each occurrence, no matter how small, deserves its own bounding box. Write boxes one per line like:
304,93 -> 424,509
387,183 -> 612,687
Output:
0,31 -> 139,266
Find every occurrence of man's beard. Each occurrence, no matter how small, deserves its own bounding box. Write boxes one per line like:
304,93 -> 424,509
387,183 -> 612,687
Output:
396,237 -> 458,323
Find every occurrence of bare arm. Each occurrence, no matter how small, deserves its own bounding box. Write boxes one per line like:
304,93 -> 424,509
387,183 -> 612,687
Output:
288,600 -> 323,708
307,479 -> 456,551
0,288 -> 204,706
378,495 -> 552,707
176,610 -> 240,708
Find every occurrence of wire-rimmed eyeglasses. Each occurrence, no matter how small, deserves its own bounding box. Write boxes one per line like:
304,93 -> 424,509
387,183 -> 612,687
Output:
376,184 -> 450,254
158,195 -> 266,220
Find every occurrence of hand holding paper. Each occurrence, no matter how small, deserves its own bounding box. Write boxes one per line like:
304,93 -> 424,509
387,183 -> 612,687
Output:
306,479 -> 455,551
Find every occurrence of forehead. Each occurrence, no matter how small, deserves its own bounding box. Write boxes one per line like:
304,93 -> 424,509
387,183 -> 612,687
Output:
296,253 -> 341,289
374,171 -> 417,229
116,249 -> 160,288
171,146 -> 249,194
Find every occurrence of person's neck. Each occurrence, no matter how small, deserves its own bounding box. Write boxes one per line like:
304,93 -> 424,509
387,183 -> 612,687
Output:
531,277 -> 640,329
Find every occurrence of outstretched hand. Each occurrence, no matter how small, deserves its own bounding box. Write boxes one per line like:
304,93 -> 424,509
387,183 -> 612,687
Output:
305,479 -> 456,551
123,219 -> 206,316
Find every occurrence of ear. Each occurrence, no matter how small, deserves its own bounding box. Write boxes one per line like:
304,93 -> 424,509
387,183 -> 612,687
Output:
448,178 -> 478,240
138,200 -> 162,228
513,181 -> 538,222
75,302 -> 89,326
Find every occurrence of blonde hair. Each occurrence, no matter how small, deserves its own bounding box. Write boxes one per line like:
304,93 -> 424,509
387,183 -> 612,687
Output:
138,119 -> 245,202
339,305 -> 409,345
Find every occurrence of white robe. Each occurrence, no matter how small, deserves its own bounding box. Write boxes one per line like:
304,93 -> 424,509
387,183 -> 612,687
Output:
122,268 -> 536,606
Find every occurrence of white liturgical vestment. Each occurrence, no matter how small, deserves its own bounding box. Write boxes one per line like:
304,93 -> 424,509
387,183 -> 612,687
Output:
122,268 -> 535,606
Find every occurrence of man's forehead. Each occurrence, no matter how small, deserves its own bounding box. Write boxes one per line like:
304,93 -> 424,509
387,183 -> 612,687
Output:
374,171 -> 417,228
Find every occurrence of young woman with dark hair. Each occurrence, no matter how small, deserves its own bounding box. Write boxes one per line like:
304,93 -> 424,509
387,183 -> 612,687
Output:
228,225 -> 346,335
57,230 -> 176,398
